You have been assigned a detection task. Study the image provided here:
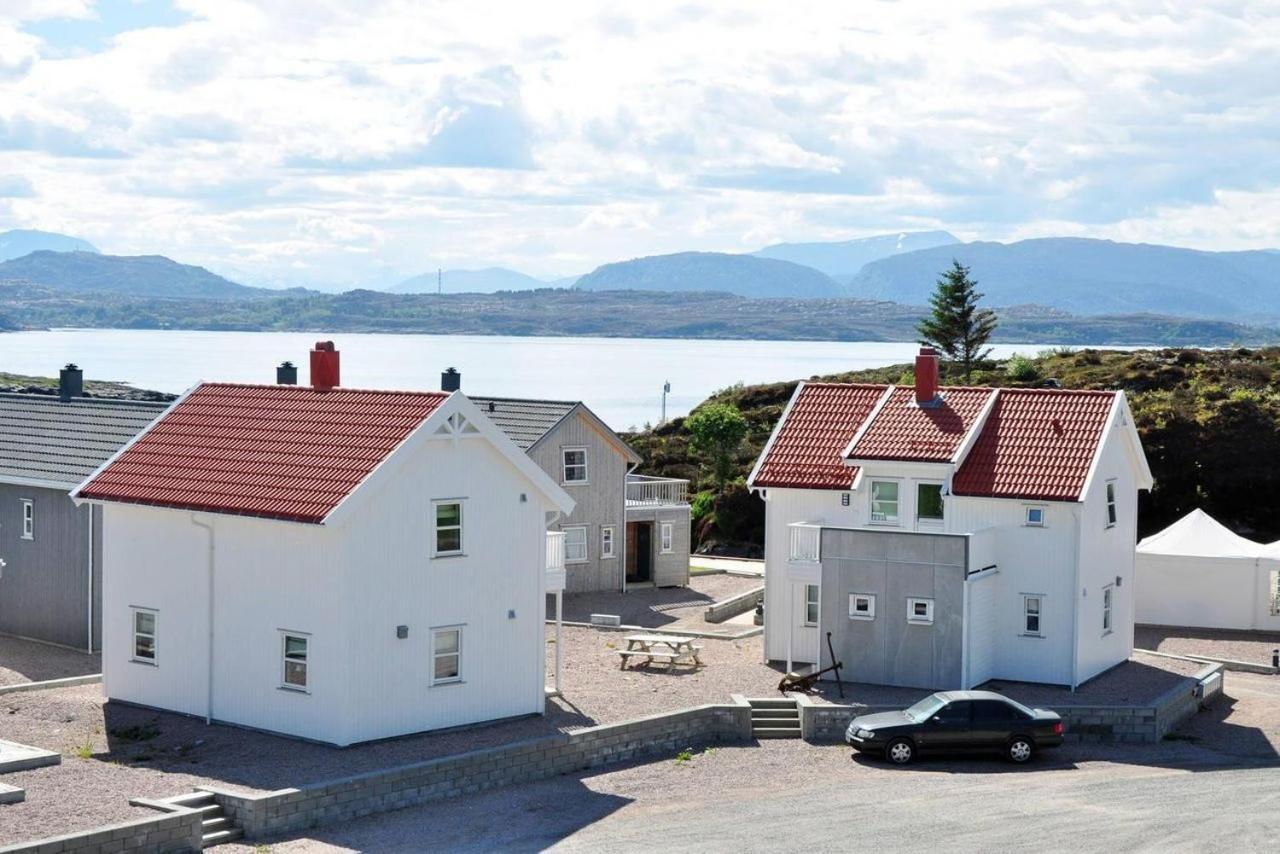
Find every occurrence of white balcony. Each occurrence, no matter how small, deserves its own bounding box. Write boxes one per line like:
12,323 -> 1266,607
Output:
625,474 -> 689,508
786,523 -> 822,583
546,530 -> 566,592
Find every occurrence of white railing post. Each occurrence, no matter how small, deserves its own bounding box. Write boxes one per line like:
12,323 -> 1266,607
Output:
787,523 -> 820,562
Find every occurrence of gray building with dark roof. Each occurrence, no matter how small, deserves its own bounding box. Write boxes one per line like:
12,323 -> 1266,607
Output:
0,370 -> 168,650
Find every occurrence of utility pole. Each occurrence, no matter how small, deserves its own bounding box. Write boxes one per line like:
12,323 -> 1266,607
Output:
661,380 -> 671,424
437,268 -> 442,295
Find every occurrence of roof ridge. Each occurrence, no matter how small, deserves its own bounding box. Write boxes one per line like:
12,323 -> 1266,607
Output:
197,382 -> 450,397
468,395 -> 580,406
0,392 -> 169,408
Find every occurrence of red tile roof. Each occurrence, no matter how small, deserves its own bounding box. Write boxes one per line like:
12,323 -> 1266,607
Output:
750,383 -> 886,490
952,389 -> 1117,502
77,384 -> 449,524
847,387 -> 994,462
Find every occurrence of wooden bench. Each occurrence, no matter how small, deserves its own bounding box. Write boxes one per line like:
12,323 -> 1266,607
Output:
617,640 -> 704,669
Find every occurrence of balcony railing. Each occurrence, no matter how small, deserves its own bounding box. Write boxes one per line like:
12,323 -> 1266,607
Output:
626,474 -> 689,507
788,522 -> 821,563
546,531 -> 566,574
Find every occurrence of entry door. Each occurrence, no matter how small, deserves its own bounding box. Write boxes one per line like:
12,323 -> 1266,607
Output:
629,523 -> 652,583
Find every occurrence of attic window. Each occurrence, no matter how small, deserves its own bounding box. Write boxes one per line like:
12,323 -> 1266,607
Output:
1105,481 -> 1118,528
1025,506 -> 1046,527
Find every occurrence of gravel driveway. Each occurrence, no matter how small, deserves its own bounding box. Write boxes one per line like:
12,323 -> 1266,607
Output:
549,573 -> 764,634
0,636 -> 100,687
1136,625 -> 1280,666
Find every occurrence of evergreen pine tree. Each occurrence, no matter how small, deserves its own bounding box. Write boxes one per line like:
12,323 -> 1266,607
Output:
916,260 -> 998,383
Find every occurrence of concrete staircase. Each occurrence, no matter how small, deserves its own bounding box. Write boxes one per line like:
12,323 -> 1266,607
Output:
157,791 -> 243,848
748,697 -> 801,739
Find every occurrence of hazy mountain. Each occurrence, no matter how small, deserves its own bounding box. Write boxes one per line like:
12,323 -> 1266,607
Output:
574,251 -> 842,298
390,267 -> 553,294
848,237 -> 1280,319
752,230 -> 959,279
0,251 -> 264,300
0,229 -> 99,262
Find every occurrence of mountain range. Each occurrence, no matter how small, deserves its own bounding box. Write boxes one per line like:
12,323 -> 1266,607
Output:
0,229 -> 98,262
390,267 -> 554,294
0,250 -> 266,300
573,251 -> 841,298
751,230 -> 959,280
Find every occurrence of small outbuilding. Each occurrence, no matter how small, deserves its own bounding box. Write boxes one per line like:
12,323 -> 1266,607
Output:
1135,509 -> 1280,631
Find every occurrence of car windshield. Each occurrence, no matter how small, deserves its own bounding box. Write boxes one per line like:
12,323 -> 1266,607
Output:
904,694 -> 949,722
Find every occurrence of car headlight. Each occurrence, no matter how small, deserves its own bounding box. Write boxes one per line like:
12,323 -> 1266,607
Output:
856,728 -> 875,739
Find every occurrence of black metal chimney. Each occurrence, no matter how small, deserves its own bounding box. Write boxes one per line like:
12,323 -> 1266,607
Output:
441,367 -> 461,392
276,361 -> 298,385
59,363 -> 83,402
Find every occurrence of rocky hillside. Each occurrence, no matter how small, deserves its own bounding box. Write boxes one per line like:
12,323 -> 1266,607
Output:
626,347 -> 1280,554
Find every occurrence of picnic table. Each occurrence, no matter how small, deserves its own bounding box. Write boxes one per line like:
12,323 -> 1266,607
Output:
617,634 -> 703,669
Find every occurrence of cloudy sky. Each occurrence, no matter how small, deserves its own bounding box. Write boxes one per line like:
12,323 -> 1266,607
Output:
1,1 -> 1277,289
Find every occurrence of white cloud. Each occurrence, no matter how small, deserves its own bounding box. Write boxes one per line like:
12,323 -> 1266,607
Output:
0,0 -> 1277,287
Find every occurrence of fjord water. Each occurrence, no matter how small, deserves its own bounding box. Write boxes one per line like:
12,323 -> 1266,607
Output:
2,328 -> 1052,429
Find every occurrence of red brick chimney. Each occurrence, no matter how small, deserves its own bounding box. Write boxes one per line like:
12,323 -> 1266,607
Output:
915,346 -> 940,406
310,341 -> 340,391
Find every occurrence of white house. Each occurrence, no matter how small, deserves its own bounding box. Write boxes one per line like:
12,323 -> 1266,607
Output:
747,347 -> 1153,690
73,343 -> 574,746
1136,509 -> 1280,632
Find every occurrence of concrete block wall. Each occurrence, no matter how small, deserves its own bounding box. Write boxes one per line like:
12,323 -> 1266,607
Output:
0,809 -> 202,854
203,701 -> 752,840
704,585 -> 764,624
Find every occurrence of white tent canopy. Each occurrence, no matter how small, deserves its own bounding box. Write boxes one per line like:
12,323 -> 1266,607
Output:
1137,508 -> 1273,561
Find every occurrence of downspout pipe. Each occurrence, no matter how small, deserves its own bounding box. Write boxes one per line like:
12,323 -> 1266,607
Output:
86,507 -> 94,654
191,515 -> 215,725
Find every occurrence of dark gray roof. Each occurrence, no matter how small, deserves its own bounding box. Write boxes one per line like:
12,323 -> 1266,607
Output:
0,393 -> 170,487
468,397 -> 577,450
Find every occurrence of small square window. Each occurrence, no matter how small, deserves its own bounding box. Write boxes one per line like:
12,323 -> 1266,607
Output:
564,526 -> 588,563
282,633 -> 308,691
841,493 -> 851,507
601,526 -> 616,559
433,500 -> 463,556
562,448 -> 588,484
848,593 -> 876,620
907,597 -> 934,625
803,584 -> 820,626
132,608 -> 157,663
433,627 -> 462,685
1025,506 -> 1045,527
20,499 -> 34,540
1023,595 -> 1043,636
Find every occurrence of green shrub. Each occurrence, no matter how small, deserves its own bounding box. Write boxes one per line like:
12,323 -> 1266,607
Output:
1005,355 -> 1041,382
690,490 -> 715,524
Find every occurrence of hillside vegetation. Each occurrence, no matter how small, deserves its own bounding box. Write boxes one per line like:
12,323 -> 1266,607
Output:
626,347 -> 1280,554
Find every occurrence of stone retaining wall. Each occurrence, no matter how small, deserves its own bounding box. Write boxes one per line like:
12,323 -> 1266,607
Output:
0,674 -> 102,697
704,586 -> 764,624
0,808 -> 202,854
202,701 -> 752,840
796,663 -> 1225,745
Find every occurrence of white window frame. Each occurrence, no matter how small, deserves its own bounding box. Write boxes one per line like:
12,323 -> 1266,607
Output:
1102,585 -> 1114,635
869,480 -> 900,525
1105,480 -> 1118,529
915,482 -> 944,524
564,525 -> 588,564
431,626 -> 463,686
280,632 -> 309,692
848,593 -> 876,621
660,521 -> 674,554
1022,594 -> 1043,637
803,584 -> 820,626
906,597 -> 934,625
432,498 -> 464,557
1025,505 -> 1046,527
561,447 -> 588,485
20,498 -> 33,540
131,607 -> 157,665
600,525 -> 616,559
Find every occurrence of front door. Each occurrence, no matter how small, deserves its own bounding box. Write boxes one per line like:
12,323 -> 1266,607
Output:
628,522 -> 652,583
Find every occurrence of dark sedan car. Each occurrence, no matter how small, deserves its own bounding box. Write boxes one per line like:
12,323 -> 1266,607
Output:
845,690 -> 1064,765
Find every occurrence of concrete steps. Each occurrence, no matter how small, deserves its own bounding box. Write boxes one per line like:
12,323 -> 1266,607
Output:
748,697 -> 801,739
154,791 -> 243,847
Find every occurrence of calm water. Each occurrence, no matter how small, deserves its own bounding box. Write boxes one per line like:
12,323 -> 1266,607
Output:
1,329 -> 1055,429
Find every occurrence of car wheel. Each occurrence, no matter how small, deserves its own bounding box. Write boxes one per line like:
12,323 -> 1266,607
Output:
1007,737 -> 1034,764
886,738 -> 914,765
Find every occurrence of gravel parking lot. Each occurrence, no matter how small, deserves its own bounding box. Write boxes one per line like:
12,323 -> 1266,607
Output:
550,573 -> 764,634
0,635 -> 100,687
1136,625 -> 1280,666
0,625 -> 1234,847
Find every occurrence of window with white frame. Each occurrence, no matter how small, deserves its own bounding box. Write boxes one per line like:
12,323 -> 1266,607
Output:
1105,481 -> 1118,528
433,500 -> 463,556
1102,585 -> 1114,634
432,627 -> 462,684
906,597 -> 934,625
281,633 -> 309,691
132,608 -> 157,663
562,448 -> 588,484
601,526 -> 616,559
916,483 -> 944,522
1022,595 -> 1043,636
1025,506 -> 1046,527
803,584 -> 820,625
20,499 -> 33,540
870,480 -> 900,524
848,593 -> 876,620
564,526 -> 588,563
660,522 -> 674,554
